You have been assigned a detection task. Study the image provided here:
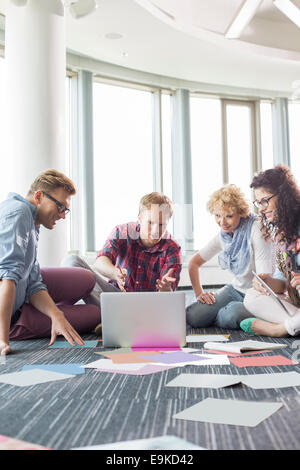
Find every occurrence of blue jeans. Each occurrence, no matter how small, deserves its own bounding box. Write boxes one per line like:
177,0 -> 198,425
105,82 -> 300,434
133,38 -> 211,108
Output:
186,284 -> 252,330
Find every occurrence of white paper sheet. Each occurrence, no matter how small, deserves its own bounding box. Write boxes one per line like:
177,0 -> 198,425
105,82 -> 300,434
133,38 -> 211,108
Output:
186,335 -> 229,343
72,435 -> 206,450
241,371 -> 300,389
173,397 -> 283,427
166,373 -> 242,389
81,358 -> 145,371
0,369 -> 75,387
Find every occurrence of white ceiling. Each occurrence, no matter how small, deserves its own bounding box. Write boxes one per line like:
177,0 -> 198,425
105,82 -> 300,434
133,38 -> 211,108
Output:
142,0 -> 300,53
1,0 -> 300,93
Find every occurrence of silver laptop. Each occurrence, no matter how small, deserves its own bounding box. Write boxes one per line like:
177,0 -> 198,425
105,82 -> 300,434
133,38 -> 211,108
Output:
252,271 -> 292,317
101,291 -> 186,348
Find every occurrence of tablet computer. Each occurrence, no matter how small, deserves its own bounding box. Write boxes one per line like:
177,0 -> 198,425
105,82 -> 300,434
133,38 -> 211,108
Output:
252,271 -> 292,317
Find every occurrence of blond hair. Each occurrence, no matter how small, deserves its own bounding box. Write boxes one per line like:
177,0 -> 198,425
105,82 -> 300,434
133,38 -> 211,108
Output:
207,184 -> 250,218
28,169 -> 76,196
139,192 -> 173,217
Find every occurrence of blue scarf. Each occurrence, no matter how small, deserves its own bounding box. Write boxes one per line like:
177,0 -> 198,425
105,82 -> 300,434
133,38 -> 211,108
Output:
218,214 -> 256,276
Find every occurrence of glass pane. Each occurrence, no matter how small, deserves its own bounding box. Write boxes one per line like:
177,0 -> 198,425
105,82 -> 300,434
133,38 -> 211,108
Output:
190,97 -> 223,249
161,93 -> 172,201
260,102 -> 274,170
0,57 -> 8,203
226,104 -> 252,201
161,93 -> 173,234
93,82 -> 153,248
288,102 -> 300,186
65,76 -> 71,251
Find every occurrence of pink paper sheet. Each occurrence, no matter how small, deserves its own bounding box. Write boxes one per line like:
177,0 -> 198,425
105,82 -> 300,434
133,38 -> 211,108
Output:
0,435 -> 51,450
132,347 -> 181,351
229,355 -> 298,368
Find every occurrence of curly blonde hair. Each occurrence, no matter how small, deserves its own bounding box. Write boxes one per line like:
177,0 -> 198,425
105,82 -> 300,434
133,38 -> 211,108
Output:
207,184 -> 250,217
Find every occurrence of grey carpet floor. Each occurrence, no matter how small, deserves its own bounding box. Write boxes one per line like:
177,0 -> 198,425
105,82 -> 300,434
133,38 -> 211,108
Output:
1,290 -> 300,450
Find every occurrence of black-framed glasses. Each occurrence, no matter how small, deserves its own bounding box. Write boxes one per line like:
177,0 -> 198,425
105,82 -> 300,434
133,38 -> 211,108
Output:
253,194 -> 276,210
43,192 -> 70,215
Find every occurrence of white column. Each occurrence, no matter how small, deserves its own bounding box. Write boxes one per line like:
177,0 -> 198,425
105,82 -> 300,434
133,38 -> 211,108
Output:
152,90 -> 163,192
171,89 -> 194,253
5,0 -> 67,267
272,98 -> 290,167
77,70 -> 96,253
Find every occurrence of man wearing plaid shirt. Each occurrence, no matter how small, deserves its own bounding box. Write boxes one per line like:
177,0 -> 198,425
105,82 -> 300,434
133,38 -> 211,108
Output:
62,192 -> 182,305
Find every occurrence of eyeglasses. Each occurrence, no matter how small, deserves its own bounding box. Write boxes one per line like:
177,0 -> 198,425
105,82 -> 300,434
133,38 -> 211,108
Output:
43,192 -> 70,215
253,194 -> 276,210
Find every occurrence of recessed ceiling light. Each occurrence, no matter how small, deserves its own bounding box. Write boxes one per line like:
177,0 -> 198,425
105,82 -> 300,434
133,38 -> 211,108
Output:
105,32 -> 124,40
121,52 -> 129,57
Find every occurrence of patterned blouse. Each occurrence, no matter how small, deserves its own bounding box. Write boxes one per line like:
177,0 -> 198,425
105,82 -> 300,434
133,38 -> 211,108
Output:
275,232 -> 300,307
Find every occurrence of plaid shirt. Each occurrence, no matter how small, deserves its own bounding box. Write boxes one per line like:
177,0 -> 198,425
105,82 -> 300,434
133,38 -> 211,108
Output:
97,222 -> 182,292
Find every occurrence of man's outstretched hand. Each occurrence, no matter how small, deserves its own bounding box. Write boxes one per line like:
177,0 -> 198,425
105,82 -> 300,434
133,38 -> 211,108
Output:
48,310 -> 85,347
156,268 -> 176,292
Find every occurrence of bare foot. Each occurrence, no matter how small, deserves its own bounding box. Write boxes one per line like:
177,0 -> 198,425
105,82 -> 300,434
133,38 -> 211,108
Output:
94,323 -> 102,337
251,319 -> 288,337
0,341 -> 12,356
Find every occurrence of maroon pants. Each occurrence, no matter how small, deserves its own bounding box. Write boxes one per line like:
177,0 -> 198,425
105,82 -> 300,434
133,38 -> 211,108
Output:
10,267 -> 101,341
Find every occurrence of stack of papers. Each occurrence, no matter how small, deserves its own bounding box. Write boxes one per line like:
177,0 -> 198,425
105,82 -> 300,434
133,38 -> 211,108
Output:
81,349 -> 231,374
203,349 -> 272,357
186,334 -> 230,343
203,340 -> 287,354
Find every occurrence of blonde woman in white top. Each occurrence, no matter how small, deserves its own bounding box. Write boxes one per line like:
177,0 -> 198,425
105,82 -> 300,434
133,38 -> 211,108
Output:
186,185 -> 274,330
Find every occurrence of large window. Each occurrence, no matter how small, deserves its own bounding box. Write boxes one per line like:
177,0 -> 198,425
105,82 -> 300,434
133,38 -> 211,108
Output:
190,97 -> 258,249
288,102 -> 300,185
190,97 -> 223,249
93,81 -> 153,247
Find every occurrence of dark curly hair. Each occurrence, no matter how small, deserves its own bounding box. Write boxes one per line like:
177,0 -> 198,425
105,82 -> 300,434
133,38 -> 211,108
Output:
250,165 -> 300,243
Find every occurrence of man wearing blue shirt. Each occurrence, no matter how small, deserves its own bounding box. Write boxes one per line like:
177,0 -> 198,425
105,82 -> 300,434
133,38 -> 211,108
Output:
0,169 -> 100,355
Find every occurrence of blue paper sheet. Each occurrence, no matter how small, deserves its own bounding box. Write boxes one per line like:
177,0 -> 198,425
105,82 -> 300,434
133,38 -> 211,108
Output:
48,340 -> 99,349
22,364 -> 85,375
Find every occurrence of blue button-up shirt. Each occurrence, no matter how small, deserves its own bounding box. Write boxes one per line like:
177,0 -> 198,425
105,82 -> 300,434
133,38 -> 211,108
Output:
0,193 -> 47,314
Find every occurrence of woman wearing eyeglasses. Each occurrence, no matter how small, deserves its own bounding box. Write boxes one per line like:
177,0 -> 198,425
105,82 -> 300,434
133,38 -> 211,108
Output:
186,184 -> 274,330
240,165 -> 300,337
